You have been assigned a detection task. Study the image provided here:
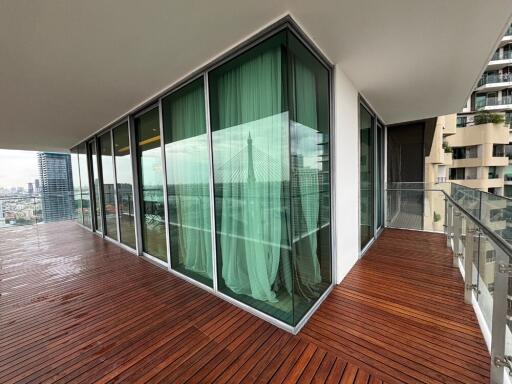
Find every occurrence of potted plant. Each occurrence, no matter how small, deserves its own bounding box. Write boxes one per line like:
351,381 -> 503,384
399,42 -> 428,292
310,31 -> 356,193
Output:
442,141 -> 452,154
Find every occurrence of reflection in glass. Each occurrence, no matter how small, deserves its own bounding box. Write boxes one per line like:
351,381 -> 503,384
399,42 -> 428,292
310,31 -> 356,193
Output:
376,124 -> 384,229
210,31 -> 331,325
89,140 -> 103,233
70,147 -> 82,223
360,106 -> 374,249
210,33 -> 293,322
78,142 -> 91,228
135,108 -> 167,261
288,33 -> 331,323
99,132 -> 118,240
113,123 -> 136,248
162,79 -> 212,285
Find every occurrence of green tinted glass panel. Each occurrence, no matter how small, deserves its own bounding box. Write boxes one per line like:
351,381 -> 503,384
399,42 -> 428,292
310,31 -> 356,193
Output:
376,124 -> 384,229
287,32 -> 332,324
113,123 -> 136,248
209,32 -> 295,324
89,140 -> 103,233
78,142 -> 91,228
163,79 -> 213,286
360,105 -> 374,249
99,132 -> 118,240
135,108 -> 167,261
71,147 -> 82,223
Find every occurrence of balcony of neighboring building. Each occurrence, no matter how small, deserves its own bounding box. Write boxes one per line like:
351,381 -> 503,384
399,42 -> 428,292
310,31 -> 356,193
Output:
476,95 -> 512,110
448,120 -> 509,148
476,72 -> 512,92
498,25 -> 512,47
487,49 -> 512,70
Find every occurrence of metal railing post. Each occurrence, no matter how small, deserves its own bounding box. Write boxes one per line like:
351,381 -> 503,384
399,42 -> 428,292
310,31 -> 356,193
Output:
447,203 -> 453,249
453,209 -> 462,267
490,244 -> 511,383
464,225 -> 475,304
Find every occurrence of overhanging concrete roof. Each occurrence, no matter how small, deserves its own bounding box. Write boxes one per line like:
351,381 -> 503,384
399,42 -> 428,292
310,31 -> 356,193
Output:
1,0 -> 511,151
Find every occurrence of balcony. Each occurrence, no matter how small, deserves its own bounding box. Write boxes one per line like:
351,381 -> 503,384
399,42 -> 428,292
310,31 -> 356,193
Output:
476,97 -> 512,111
488,51 -> 512,70
500,27 -> 512,46
0,219 -> 490,383
477,73 -> 512,91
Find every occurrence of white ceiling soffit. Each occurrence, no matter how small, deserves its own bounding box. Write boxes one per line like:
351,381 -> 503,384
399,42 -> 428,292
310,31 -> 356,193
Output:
0,0 -> 511,151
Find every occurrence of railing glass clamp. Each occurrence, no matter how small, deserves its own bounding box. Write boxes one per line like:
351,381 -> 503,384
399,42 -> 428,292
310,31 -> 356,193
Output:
494,356 -> 512,373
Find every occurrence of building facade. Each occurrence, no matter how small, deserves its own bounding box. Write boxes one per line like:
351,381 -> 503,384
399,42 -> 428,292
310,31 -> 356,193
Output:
455,23 -> 512,196
37,152 -> 75,222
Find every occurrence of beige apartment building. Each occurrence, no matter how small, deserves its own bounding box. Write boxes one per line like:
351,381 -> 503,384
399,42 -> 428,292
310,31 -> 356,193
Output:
427,114 -> 510,194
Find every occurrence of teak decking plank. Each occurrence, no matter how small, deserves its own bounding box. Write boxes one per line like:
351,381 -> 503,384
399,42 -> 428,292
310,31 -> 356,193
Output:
0,223 -> 489,383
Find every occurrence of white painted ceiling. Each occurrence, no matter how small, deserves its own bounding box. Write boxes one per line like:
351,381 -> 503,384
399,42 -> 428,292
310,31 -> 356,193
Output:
0,0 -> 511,151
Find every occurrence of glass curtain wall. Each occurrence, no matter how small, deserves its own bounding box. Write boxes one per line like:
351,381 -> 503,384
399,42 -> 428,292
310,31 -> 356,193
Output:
162,79 -> 213,286
99,132 -> 118,240
70,147 -> 82,224
78,142 -> 92,229
209,30 -> 331,325
89,140 -> 103,233
360,105 -> 385,250
287,33 -> 331,322
113,123 -> 136,248
360,105 -> 374,249
376,123 -> 384,230
69,27 -> 332,328
135,108 -> 167,261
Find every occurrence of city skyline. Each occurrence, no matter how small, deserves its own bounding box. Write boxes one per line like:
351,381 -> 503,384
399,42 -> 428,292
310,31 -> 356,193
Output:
0,149 -> 40,189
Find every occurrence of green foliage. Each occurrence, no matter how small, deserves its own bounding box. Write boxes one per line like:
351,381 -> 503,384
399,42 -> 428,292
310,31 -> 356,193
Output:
433,211 -> 441,222
442,141 -> 452,153
474,111 -> 505,125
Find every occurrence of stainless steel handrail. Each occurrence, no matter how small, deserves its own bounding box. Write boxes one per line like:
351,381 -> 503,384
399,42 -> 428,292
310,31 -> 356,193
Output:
386,186 -> 512,257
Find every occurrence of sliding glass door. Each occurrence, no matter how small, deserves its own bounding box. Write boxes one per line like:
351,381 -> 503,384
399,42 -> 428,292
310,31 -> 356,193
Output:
78,142 -> 92,229
162,79 -> 213,286
113,122 -> 136,248
99,131 -> 118,240
135,107 -> 167,262
360,103 -> 385,251
70,147 -> 82,224
376,123 -> 384,230
360,105 -> 374,249
88,139 -> 103,233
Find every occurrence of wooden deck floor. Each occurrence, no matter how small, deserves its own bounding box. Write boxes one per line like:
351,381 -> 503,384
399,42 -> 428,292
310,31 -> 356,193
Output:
0,223 -> 489,383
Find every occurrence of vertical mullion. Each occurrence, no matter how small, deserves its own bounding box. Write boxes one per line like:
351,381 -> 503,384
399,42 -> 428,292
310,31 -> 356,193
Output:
129,116 -> 143,256
204,72 -> 219,291
86,142 -> 94,230
75,147 -> 83,225
158,99 -> 172,267
96,137 -> 106,236
111,128 -> 121,242
383,125 -> 388,227
374,118 -> 378,234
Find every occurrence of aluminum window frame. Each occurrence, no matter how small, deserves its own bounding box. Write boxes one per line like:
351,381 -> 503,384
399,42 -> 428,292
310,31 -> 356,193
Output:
70,16 -> 334,334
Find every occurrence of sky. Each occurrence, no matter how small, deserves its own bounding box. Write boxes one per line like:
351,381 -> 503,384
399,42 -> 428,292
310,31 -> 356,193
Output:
0,149 -> 39,189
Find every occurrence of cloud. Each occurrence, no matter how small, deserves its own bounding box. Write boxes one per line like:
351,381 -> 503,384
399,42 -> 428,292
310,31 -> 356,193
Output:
0,150 -> 39,189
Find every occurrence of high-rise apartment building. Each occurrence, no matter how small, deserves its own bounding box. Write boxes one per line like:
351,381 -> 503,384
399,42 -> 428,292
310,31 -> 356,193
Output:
459,24 -> 512,124
451,23 -> 512,196
37,152 -> 74,222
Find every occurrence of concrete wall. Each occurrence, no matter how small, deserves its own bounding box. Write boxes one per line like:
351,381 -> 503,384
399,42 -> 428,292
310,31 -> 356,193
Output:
334,64 -> 360,284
